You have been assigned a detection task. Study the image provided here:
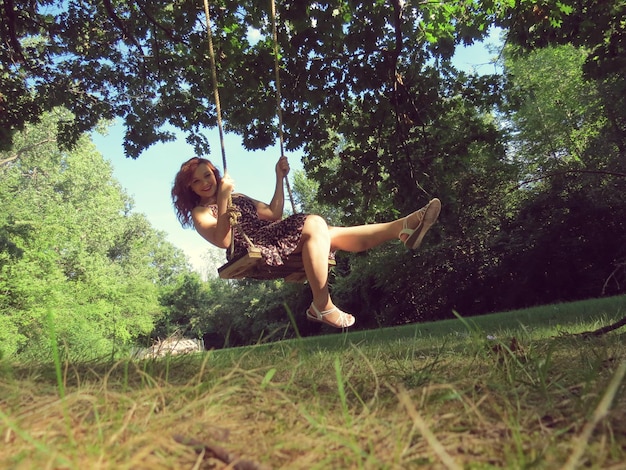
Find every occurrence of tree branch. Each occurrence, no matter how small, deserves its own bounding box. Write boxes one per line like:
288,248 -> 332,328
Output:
0,138 -> 56,166
134,0 -> 187,46
516,169 -> 626,189
602,260 -> 625,296
101,0 -> 143,52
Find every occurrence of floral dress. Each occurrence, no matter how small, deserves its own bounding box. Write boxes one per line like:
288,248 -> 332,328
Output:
206,194 -> 308,266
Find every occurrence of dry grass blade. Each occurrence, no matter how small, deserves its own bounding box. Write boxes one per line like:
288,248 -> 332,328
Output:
395,384 -> 462,470
560,361 -> 626,470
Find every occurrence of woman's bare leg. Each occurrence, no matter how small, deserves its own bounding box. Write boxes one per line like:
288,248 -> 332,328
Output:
293,215 -> 354,326
328,219 -> 405,252
328,200 -> 440,251
293,204 -> 436,327
298,215 -> 332,309
297,212 -> 426,298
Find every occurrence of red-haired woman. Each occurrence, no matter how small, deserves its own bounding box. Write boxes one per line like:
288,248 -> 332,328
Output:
172,156 -> 440,328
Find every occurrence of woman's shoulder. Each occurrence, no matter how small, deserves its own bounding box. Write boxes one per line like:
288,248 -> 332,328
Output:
192,203 -> 218,219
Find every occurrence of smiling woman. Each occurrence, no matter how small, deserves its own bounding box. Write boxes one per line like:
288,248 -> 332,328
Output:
171,155 -> 441,329
172,158 -> 222,229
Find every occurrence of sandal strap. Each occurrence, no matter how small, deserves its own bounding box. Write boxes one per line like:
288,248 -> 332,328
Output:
399,210 -> 425,241
307,303 -> 354,328
398,227 -> 415,239
309,303 -> 337,319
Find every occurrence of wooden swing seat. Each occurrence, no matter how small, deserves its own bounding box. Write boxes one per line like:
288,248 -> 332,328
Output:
218,247 -> 336,283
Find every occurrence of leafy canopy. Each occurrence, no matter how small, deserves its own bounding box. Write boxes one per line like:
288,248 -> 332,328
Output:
2,0 -> 507,158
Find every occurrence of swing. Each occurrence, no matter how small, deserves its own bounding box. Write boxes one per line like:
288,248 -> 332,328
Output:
201,0 -> 335,282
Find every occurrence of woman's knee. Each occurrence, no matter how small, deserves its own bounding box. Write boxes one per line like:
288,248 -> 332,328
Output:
303,215 -> 329,240
304,214 -> 327,230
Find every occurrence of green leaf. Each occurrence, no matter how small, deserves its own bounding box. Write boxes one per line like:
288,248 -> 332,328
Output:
556,2 -> 574,15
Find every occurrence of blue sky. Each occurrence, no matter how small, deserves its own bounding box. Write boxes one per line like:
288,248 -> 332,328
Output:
92,29 -> 503,277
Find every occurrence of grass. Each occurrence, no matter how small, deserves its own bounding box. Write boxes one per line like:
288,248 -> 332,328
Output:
1,296 -> 626,469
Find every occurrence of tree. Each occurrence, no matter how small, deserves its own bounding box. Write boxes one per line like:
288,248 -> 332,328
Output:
4,0 -> 624,346
501,0 -> 625,80
502,45 -> 606,172
291,169 -> 343,224
501,0 -> 626,157
155,272 -> 212,340
0,111 -> 190,358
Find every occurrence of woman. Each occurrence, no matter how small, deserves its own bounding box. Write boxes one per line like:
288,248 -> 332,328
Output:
172,156 -> 441,329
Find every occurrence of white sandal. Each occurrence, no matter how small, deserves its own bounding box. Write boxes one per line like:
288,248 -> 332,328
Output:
399,198 -> 441,250
306,304 -> 355,328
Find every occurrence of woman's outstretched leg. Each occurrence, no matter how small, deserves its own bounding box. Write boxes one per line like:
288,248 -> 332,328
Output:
328,220 -> 402,252
294,199 -> 440,328
329,198 -> 441,252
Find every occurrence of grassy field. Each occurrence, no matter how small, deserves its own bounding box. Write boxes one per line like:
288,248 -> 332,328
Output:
1,296 -> 626,469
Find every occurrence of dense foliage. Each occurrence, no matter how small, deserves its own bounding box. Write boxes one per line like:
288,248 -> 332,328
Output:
1,0 -> 562,156
0,112 -> 190,358
1,1 -> 625,352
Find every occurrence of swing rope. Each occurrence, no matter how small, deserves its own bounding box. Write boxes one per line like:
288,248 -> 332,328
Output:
202,0 -> 296,214
202,0 -> 297,262
201,0 -> 227,174
269,0 -> 297,214
202,0 -> 254,257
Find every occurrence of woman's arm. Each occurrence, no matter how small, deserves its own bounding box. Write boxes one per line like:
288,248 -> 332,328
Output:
256,156 -> 289,221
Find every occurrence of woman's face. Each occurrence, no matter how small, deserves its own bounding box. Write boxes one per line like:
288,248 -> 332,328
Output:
189,163 -> 218,202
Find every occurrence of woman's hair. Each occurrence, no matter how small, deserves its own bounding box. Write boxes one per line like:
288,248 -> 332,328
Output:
172,157 -> 222,228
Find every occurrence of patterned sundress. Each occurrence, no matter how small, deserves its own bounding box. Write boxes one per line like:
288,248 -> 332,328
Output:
205,194 -> 308,266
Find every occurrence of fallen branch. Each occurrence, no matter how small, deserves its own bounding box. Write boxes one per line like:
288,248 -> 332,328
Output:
577,315 -> 626,338
173,434 -> 269,470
